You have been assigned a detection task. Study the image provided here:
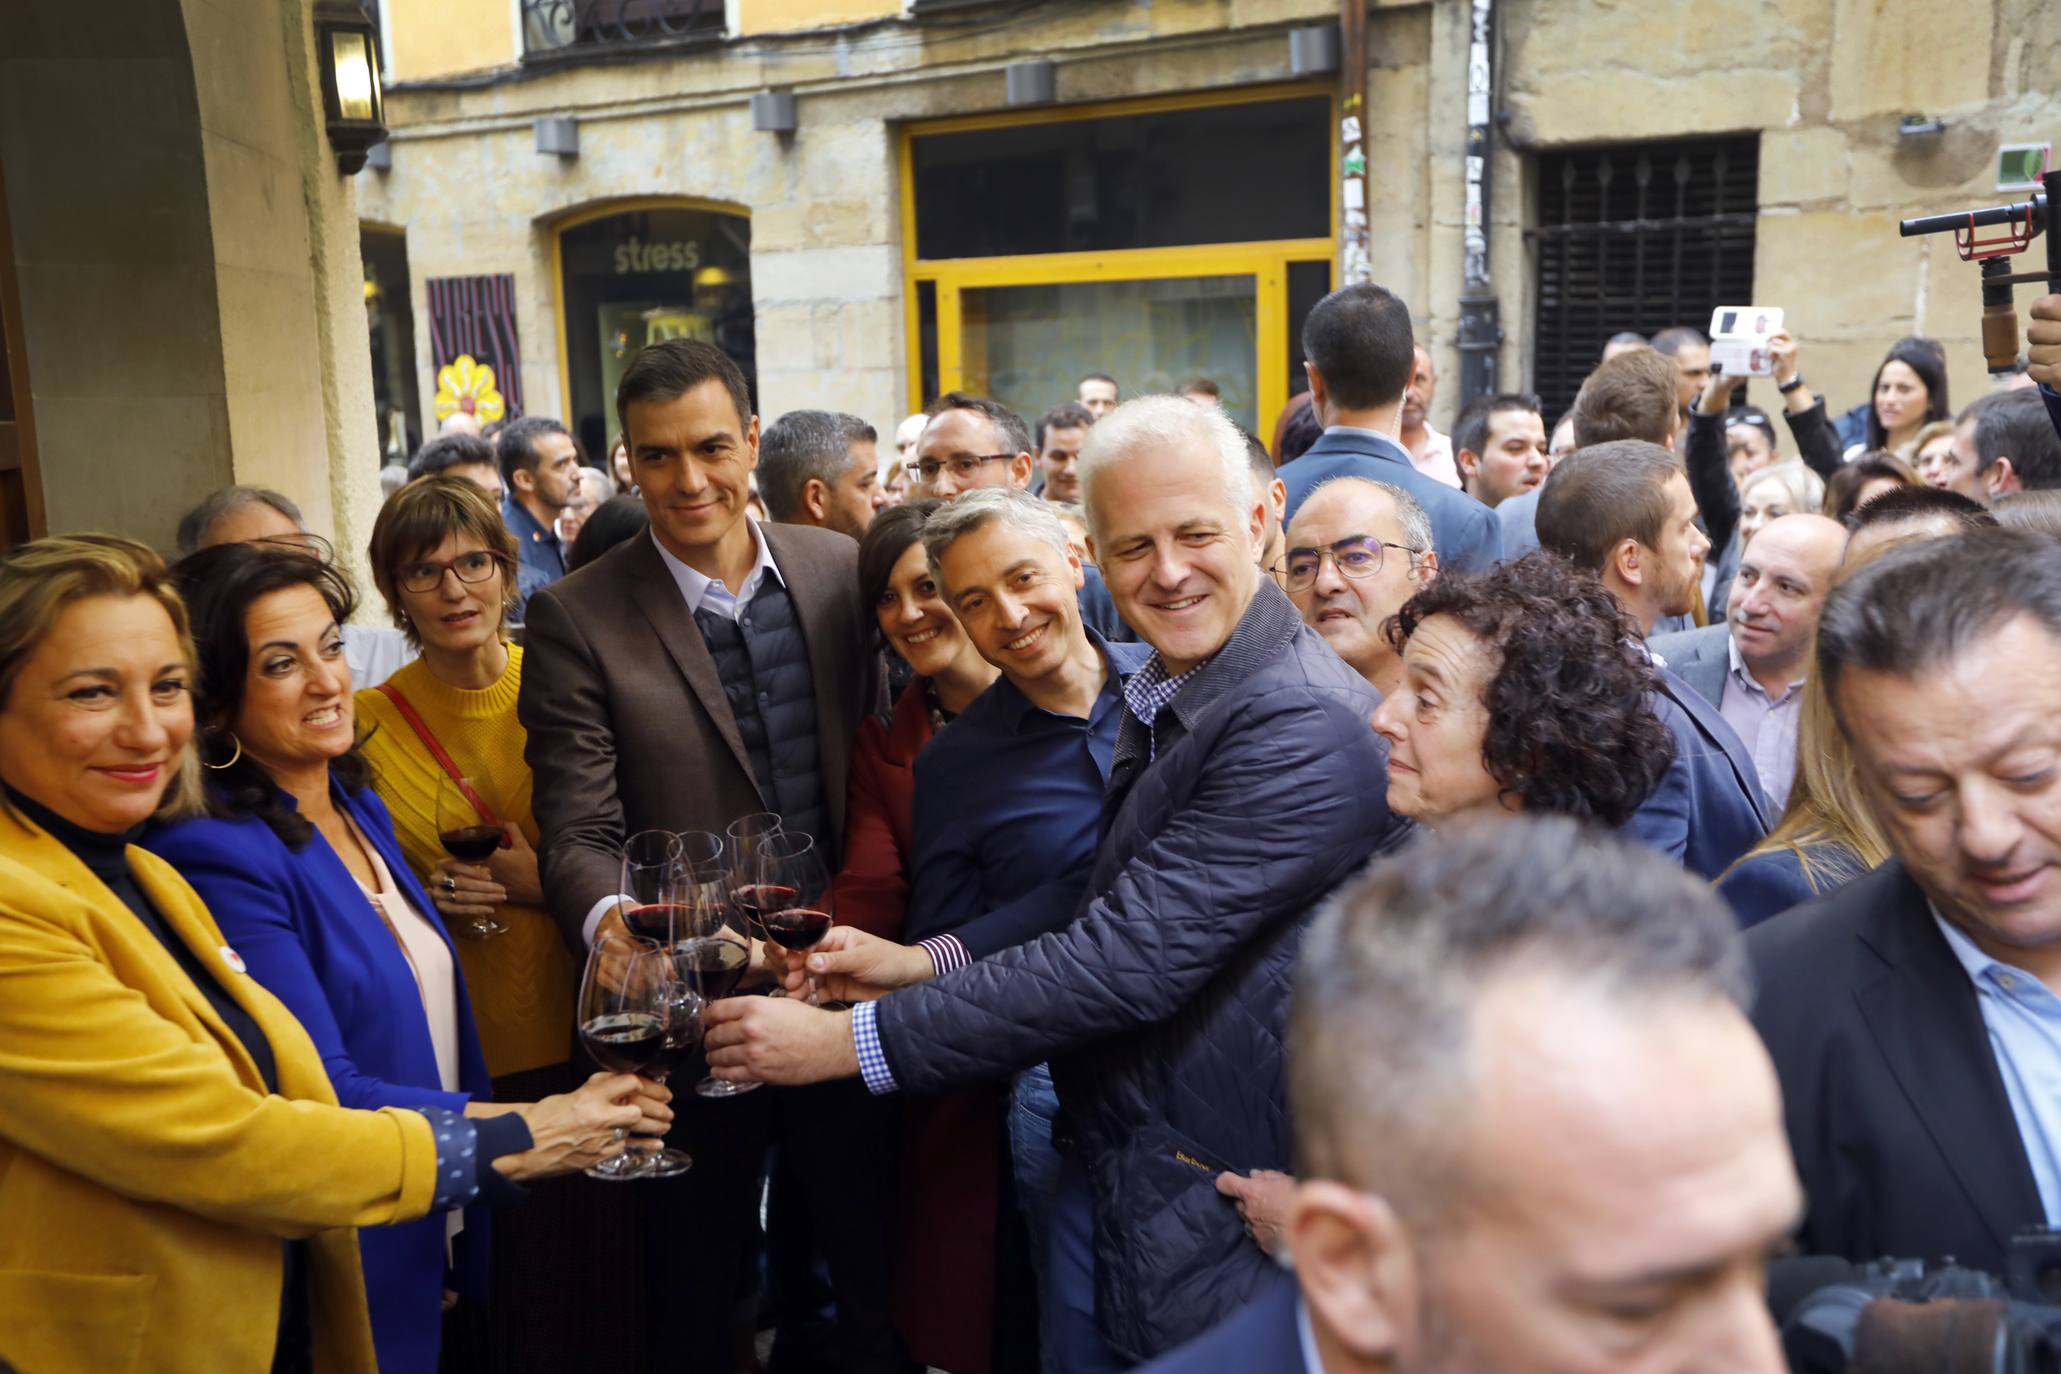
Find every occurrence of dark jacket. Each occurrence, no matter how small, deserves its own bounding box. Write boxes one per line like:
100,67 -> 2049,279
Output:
1280,428 -> 1502,573
1748,859 -> 2044,1276
144,781 -> 494,1374
1624,664 -> 1770,881
1718,841 -> 1868,929
872,580 -> 1413,1360
1133,1273 -> 1304,1374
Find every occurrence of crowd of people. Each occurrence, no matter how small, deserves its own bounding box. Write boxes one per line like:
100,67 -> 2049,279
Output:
8,278 -> 2061,1374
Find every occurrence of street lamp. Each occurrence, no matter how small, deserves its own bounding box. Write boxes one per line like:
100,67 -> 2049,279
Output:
314,0 -> 386,175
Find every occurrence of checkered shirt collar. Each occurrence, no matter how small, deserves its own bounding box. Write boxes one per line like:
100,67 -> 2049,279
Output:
1122,651 -> 1207,736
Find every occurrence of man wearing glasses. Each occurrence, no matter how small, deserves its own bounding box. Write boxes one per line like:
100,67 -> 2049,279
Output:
913,390 -> 1135,642
1279,477 -> 1438,696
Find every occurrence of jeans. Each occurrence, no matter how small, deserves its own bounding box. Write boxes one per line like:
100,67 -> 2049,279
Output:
1009,1064 -> 1065,1374
1047,1154 -> 1130,1374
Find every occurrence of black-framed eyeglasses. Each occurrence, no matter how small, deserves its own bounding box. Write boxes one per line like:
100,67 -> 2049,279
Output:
912,454 -> 1016,485
1271,537 -> 1419,591
397,550 -> 505,594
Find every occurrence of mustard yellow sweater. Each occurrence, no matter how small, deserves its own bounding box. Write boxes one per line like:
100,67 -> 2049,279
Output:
356,645 -> 575,1078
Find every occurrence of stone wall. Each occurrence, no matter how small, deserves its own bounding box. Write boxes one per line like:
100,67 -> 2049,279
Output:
371,0 -> 2058,444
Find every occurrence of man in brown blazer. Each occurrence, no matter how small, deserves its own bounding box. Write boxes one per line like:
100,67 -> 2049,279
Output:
519,338 -> 895,1372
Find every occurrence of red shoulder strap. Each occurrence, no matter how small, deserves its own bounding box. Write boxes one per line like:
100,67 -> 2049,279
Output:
374,681 -> 500,827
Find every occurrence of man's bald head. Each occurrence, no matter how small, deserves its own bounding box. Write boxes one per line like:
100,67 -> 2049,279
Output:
1725,513 -> 1848,683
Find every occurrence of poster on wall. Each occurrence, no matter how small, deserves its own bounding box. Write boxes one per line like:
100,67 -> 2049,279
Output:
426,273 -> 524,421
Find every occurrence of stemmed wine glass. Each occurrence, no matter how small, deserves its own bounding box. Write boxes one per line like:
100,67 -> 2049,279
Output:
436,775 -> 505,937
676,856 -> 760,1099
617,830 -> 687,944
754,832 -> 837,1002
576,932 -> 670,1180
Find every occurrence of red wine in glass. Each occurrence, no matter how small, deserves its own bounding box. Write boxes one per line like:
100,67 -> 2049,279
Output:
764,907 -> 831,950
734,883 -> 798,935
624,902 -> 694,943
680,937 -> 759,1099
439,824 -> 503,864
579,1012 -> 664,1076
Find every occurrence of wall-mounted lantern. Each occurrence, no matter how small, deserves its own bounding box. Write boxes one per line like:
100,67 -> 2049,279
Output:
315,0 -> 387,175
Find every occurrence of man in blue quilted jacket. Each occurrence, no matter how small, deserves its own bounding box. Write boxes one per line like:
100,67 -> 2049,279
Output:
706,395 -> 1413,1365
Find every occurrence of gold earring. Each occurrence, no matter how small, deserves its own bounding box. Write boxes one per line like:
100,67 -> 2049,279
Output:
202,731 -> 243,771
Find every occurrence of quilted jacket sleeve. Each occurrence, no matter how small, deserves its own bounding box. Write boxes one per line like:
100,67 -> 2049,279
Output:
873,685 -> 1404,1094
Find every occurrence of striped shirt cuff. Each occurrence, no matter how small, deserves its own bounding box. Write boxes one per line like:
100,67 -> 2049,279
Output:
917,933 -> 970,977
851,1000 -> 899,1095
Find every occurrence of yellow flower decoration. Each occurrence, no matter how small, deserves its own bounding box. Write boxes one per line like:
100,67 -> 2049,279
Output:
434,355 -> 506,425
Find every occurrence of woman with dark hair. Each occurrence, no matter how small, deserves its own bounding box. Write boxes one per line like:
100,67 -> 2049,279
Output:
1862,339 -> 1951,458
1373,552 -> 1676,827
143,542 -> 666,1374
565,493 -> 650,573
0,535 -> 659,1374
1822,450 -> 1918,522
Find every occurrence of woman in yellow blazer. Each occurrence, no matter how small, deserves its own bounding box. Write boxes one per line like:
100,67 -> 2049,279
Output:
0,535 -> 667,1374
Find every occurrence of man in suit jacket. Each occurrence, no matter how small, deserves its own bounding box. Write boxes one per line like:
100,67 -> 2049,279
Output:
1277,284 -> 1502,573
1536,441 -> 1770,878
1650,513 -> 1847,812
518,339 -> 892,1372
1750,529 -> 2061,1277
1140,819 -> 1801,1374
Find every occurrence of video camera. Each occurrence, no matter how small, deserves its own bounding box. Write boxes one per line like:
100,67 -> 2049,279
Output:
1899,169 -> 2061,375
1777,1229 -> 2061,1373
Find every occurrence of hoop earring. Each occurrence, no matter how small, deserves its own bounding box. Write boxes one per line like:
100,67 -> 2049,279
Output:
202,731 -> 243,771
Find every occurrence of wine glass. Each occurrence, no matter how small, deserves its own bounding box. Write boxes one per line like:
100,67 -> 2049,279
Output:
673,830 -> 727,940
617,830 -> 686,944
436,775 -> 505,937
677,923 -> 760,1099
755,831 -> 834,967
576,932 -> 668,1180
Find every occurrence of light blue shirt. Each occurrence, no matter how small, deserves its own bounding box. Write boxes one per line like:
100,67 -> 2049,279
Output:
1296,1295 -> 1326,1374
647,520 -> 784,621
1933,908 -> 2061,1224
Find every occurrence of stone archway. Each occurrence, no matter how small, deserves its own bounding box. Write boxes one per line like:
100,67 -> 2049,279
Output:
0,0 -> 381,558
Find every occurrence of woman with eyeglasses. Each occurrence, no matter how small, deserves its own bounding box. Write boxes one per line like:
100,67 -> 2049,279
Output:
0,534 -> 662,1374
142,531 -> 661,1374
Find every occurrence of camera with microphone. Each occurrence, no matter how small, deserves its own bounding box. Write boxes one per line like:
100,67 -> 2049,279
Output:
1777,1229 -> 2061,1373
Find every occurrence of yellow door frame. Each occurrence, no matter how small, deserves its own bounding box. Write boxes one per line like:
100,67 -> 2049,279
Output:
545,195 -> 752,430
898,83 -> 1336,444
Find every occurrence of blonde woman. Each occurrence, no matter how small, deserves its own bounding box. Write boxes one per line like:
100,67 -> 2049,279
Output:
1717,657 -> 1890,927
0,535 -> 660,1374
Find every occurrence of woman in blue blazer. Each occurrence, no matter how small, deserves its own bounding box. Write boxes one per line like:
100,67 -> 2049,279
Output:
144,544 -> 614,1374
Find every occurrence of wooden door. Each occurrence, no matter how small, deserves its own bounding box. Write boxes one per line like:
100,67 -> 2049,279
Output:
0,156 -> 45,550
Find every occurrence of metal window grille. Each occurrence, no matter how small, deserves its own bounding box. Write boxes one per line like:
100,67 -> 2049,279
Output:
520,0 -> 723,60
426,274 -> 525,419
1528,135 -> 1759,422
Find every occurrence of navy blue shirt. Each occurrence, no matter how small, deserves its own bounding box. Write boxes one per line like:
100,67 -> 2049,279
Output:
905,633 -> 1151,960
503,494 -> 566,582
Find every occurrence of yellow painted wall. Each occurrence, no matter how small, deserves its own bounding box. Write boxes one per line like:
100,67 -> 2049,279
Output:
736,0 -> 901,37
387,0 -> 514,83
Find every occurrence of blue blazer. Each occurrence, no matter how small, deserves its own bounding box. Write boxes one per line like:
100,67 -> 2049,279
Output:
1623,666 -> 1771,882
1135,1274 -> 1306,1373
1279,428 -> 1503,574
1719,841 -> 1868,929
145,780 -> 495,1374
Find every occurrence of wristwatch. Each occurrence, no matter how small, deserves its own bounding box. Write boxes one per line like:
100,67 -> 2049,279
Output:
1778,375 -> 1807,394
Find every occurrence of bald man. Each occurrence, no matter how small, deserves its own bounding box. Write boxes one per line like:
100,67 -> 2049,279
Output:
1281,477 -> 1439,695
1649,513 -> 1848,810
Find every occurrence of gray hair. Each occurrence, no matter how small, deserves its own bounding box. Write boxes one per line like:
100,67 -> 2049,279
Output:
1290,816 -> 1745,1210
1076,395 -> 1254,540
1296,476 -> 1433,554
1744,459 -> 1825,517
174,485 -> 305,555
757,409 -> 877,522
921,486 -> 1074,573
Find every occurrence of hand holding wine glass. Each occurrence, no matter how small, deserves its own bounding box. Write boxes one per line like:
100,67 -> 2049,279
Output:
775,924 -> 938,1003
490,1072 -> 675,1181
437,775 -> 507,937
751,833 -> 837,1002
576,932 -> 671,1179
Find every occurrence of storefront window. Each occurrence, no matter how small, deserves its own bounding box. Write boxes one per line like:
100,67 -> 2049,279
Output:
556,204 -> 753,459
